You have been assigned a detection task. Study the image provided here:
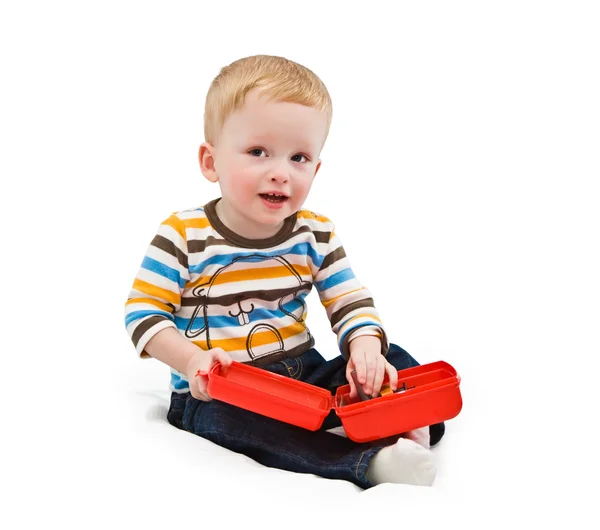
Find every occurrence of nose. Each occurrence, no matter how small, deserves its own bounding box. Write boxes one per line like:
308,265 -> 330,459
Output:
270,173 -> 289,184
268,159 -> 290,184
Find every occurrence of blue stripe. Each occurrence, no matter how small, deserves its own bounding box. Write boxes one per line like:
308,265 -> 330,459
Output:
125,310 -> 174,326
173,297 -> 309,331
339,322 -> 382,352
189,243 -> 324,275
142,256 -> 186,289
170,372 -> 189,391
314,268 -> 355,292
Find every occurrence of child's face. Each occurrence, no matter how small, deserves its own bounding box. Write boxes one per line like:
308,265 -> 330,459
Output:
200,89 -> 328,238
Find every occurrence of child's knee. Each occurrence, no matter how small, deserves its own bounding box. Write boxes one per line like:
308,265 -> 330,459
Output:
429,422 -> 445,446
385,343 -> 420,370
167,392 -> 188,430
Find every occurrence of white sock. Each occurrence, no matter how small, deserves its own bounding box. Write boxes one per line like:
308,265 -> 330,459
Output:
366,438 -> 437,486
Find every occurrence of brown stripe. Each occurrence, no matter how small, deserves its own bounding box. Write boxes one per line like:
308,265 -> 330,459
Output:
245,337 -> 315,367
289,224 -> 313,240
204,198 -> 297,249
132,315 -> 170,347
319,246 -> 346,272
186,225 -> 314,253
187,238 -> 207,253
181,282 -> 312,307
313,230 -> 331,244
329,298 -> 375,329
341,327 -> 388,360
152,235 -> 188,270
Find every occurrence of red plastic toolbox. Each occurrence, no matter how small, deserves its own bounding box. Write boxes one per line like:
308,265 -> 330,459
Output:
206,360 -> 462,442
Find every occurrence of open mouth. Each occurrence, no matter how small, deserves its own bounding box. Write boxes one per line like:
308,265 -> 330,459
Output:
259,193 -> 288,203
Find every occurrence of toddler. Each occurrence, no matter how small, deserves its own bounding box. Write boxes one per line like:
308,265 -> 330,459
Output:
124,55 -> 445,489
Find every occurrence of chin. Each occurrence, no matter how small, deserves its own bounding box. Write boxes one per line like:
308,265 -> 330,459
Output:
262,208 -> 291,222
262,215 -> 288,226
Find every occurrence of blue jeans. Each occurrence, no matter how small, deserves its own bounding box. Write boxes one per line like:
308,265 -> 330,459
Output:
167,343 -> 445,489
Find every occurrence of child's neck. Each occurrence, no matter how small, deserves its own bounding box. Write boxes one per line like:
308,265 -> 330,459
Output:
215,199 -> 283,240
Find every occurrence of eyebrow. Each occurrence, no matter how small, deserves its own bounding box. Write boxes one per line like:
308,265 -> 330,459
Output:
244,138 -> 317,153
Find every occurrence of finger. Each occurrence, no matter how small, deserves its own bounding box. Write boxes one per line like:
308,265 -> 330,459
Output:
192,387 -> 211,402
209,347 -> 224,363
205,348 -> 226,377
364,354 -> 377,395
373,357 -> 385,397
345,360 -> 356,399
350,368 -> 371,401
214,349 -> 233,374
190,382 -> 209,401
352,351 -> 367,386
369,355 -> 382,396
195,371 -> 211,401
385,361 -> 399,391
347,371 -> 357,400
214,348 -> 232,365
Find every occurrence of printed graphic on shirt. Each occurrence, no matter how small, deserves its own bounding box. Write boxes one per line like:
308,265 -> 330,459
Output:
184,254 -> 312,361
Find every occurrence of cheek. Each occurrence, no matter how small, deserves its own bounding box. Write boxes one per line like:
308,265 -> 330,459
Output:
226,163 -> 259,196
294,172 -> 315,196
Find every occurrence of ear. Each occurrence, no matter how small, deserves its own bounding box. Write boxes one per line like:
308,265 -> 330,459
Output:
199,142 -> 219,183
314,159 -> 322,177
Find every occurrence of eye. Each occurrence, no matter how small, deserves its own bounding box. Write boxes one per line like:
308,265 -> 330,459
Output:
291,153 -> 309,163
248,148 -> 266,157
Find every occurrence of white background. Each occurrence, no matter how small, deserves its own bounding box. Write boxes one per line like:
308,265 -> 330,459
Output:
1,1 -> 599,528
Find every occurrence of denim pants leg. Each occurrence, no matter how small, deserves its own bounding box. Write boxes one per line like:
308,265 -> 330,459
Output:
166,343 -> 445,489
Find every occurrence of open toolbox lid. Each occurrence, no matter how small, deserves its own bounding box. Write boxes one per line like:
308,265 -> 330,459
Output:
206,359 -> 462,443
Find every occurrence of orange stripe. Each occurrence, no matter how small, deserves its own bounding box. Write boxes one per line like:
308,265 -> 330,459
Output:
297,210 -> 330,223
185,217 -> 212,229
126,297 -> 172,313
192,339 -> 208,350
132,279 -> 180,305
193,264 -> 311,288
203,322 -> 306,351
321,288 -> 363,308
187,275 -> 210,290
339,313 -> 381,333
162,215 -> 186,239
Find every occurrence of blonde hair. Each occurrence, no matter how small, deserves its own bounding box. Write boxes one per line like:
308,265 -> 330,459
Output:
204,55 -> 332,145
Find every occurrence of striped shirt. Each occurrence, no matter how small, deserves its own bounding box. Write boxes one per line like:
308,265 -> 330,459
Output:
124,198 -> 389,393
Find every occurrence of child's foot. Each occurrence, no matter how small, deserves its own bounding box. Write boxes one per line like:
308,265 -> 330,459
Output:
366,438 -> 437,487
401,426 -> 430,449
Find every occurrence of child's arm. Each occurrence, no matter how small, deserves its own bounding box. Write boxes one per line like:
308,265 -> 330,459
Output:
310,218 -> 393,397
312,223 -> 389,360
144,327 -> 204,375
124,213 -> 232,400
145,327 -> 232,401
124,214 -> 190,359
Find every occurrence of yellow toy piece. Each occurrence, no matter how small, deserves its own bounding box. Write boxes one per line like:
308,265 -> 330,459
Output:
379,384 -> 394,397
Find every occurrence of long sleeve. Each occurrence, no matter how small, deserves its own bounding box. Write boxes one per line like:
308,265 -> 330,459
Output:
313,227 -> 389,360
124,214 -> 191,358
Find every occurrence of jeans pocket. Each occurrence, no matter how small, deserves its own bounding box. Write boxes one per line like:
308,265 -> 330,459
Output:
282,357 -> 303,379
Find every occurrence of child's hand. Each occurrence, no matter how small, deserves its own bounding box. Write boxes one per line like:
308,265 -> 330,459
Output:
185,347 -> 233,401
346,336 -> 398,399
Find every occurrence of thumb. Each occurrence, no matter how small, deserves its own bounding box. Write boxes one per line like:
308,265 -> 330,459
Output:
385,361 -> 398,391
193,368 -> 210,400
210,347 -> 233,374
347,371 -> 357,399
215,348 -> 233,367
345,360 -> 354,398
